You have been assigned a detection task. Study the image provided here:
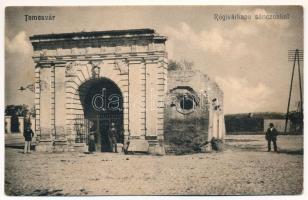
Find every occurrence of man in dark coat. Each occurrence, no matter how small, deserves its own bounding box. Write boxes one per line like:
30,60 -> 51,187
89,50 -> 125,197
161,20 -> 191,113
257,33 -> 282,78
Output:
23,126 -> 34,154
108,122 -> 118,153
265,123 -> 278,152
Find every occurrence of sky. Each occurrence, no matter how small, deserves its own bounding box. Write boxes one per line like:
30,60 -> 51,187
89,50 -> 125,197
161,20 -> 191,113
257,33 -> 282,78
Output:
5,6 -> 303,114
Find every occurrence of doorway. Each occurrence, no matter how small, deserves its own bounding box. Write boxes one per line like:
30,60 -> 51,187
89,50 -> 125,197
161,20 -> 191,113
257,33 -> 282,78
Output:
78,78 -> 124,152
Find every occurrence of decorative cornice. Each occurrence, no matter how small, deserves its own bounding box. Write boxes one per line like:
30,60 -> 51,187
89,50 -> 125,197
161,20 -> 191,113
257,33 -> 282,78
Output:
33,50 -> 166,62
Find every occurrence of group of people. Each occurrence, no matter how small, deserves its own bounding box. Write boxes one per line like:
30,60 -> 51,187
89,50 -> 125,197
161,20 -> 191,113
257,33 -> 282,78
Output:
23,120 -> 279,154
88,122 -> 119,153
22,121 -> 119,154
88,122 -> 280,153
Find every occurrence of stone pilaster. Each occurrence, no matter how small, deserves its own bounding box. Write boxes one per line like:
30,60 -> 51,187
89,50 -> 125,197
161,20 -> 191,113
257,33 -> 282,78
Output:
50,65 -> 56,138
144,58 -> 158,139
141,60 -> 147,138
34,67 -> 40,136
127,58 -> 149,152
127,58 -> 146,138
116,59 -> 130,145
36,63 -> 53,152
54,62 -> 68,151
156,57 -> 168,142
146,56 -> 167,155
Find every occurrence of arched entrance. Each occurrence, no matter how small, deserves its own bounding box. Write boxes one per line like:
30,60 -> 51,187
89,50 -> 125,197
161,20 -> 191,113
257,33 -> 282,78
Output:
79,78 -> 124,152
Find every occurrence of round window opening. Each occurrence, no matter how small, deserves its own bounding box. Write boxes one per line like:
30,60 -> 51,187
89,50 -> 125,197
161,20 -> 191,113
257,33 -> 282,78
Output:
180,96 -> 194,110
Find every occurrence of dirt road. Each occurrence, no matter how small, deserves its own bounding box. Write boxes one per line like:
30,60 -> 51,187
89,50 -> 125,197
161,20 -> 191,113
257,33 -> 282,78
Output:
5,135 -> 303,195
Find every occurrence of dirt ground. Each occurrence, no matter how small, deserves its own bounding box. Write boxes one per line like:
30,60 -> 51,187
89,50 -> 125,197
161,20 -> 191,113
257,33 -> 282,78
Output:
5,135 -> 303,196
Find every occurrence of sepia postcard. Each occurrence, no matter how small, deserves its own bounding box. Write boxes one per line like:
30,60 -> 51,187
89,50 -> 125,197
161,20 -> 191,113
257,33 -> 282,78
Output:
2,2 -> 304,197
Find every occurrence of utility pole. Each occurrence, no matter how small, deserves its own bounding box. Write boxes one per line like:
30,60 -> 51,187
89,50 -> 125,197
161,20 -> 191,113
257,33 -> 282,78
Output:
284,49 -> 303,134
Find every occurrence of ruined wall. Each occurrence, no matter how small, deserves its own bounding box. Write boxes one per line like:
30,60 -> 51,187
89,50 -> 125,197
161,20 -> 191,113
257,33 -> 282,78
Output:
164,69 -> 225,154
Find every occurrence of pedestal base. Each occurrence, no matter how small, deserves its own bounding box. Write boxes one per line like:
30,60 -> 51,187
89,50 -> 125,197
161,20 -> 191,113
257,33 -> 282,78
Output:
73,143 -> 88,152
53,139 -> 68,152
148,140 -> 165,155
35,140 -> 53,152
127,139 -> 149,153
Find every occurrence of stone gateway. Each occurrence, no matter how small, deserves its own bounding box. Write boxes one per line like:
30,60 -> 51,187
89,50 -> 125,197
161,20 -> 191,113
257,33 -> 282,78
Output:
30,29 -> 225,154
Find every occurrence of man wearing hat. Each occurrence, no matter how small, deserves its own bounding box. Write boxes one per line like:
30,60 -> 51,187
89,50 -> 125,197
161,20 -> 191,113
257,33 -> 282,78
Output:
265,123 -> 278,152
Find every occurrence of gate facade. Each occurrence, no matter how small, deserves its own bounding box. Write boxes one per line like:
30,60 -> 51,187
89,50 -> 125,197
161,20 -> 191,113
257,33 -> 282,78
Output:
30,29 -> 168,154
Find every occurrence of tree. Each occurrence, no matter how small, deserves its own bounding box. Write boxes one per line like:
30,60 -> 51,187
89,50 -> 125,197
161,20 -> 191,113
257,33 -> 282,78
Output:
167,59 -> 194,71
168,60 -> 182,71
5,104 -> 32,132
5,104 -> 29,117
289,111 -> 303,133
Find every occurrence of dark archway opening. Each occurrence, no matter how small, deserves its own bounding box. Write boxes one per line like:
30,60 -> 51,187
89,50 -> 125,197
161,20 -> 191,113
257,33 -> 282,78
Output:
79,78 -> 123,152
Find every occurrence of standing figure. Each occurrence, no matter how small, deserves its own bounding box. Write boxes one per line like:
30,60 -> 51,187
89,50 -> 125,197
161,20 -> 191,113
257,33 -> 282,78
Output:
265,123 -> 278,152
108,122 -> 118,153
88,125 -> 96,153
23,126 -> 34,154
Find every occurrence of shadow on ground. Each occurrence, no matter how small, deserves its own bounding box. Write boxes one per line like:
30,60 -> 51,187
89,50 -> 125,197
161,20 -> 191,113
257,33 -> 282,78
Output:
277,149 -> 303,155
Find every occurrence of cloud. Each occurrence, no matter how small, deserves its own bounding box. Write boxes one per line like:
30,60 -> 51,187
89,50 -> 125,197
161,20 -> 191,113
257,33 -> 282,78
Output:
5,31 -> 35,106
163,22 -> 231,55
162,15 -> 293,114
162,22 -> 254,61
163,8 -> 291,60
5,31 -> 32,55
215,76 -> 273,114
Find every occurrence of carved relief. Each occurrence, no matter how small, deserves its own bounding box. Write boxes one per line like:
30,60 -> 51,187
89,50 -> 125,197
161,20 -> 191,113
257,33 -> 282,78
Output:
115,59 -> 128,75
65,62 -> 78,77
65,61 -> 89,77
90,61 -> 101,78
